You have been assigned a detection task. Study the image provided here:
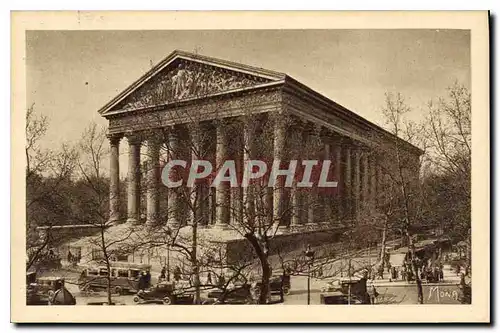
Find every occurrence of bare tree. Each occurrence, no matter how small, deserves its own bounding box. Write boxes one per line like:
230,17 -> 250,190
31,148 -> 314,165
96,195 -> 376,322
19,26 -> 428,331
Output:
75,122 -> 133,305
378,92 -> 427,304
25,105 -> 79,273
425,83 -> 471,266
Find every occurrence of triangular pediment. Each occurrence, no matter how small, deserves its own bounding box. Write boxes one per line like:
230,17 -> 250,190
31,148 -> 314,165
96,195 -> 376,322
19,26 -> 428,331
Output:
100,51 -> 285,114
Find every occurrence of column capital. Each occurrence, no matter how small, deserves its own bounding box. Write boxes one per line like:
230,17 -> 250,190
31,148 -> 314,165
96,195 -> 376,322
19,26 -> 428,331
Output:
144,128 -> 164,143
125,131 -> 143,145
107,133 -> 123,145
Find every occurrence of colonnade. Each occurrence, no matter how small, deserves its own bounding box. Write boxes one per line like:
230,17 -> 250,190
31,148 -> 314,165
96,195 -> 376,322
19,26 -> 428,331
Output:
107,117 -> 384,230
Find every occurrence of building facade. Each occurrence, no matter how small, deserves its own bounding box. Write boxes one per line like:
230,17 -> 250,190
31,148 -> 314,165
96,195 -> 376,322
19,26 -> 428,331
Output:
99,50 -> 422,236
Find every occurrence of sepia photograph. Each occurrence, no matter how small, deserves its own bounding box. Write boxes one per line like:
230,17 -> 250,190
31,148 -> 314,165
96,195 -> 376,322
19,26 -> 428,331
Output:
11,11 -> 489,323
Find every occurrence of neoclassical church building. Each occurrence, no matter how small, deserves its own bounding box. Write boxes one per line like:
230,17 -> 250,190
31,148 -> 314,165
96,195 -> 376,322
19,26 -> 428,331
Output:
58,50 -> 423,272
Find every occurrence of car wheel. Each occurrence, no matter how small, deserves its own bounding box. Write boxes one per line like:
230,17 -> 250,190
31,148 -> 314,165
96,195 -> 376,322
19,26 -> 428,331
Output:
133,296 -> 140,303
163,296 -> 172,305
283,287 -> 290,295
114,286 -> 122,295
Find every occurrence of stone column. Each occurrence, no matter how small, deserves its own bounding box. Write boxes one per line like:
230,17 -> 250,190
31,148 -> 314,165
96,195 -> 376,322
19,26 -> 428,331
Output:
334,144 -> 343,220
273,115 -> 288,230
290,181 -> 300,229
370,154 -> 377,207
231,129 -> 243,226
145,132 -> 161,227
243,123 -> 256,228
167,128 -> 181,228
189,126 -> 201,227
323,143 -> 332,223
344,146 -> 352,220
126,133 -> 142,224
377,163 -> 384,207
108,133 -> 122,225
362,152 -> 369,210
353,149 -> 361,220
215,122 -> 230,228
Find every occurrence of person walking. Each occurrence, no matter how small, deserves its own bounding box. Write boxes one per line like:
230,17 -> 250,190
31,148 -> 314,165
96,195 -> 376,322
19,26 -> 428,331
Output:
173,266 -> 182,282
138,271 -> 148,292
369,282 -> 379,304
159,266 -> 166,282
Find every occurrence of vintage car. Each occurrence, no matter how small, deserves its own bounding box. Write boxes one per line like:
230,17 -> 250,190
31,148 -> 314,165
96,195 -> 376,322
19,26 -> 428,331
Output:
78,261 -> 152,295
133,281 -> 195,305
320,291 -> 364,304
205,283 -> 255,304
26,275 -> 76,305
252,275 -> 289,297
320,277 -> 370,304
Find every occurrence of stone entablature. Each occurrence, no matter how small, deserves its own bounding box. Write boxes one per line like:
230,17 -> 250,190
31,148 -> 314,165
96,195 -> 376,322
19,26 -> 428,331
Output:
106,88 -> 282,135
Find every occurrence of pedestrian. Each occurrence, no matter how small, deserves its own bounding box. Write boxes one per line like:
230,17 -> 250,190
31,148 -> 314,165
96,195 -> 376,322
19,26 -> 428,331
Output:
455,263 -> 461,276
173,266 -> 181,281
439,266 -> 444,282
378,265 -> 384,279
387,262 -> 392,274
207,272 -> 212,285
218,274 -> 226,288
406,269 -> 412,283
67,250 -> 73,263
159,266 -> 166,282
138,271 -> 148,292
369,283 -> 379,304
317,265 -> 323,278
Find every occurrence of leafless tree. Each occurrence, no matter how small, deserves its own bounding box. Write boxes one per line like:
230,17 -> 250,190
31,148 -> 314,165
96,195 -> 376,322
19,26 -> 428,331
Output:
425,82 -> 471,266
75,122 -> 134,305
377,92 -> 428,304
25,105 -> 79,272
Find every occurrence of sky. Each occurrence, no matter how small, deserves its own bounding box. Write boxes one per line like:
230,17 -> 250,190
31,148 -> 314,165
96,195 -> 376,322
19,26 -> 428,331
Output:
26,29 -> 470,175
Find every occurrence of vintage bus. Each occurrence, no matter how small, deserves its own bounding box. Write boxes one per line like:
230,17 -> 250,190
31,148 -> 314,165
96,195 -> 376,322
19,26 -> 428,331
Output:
78,261 -> 152,295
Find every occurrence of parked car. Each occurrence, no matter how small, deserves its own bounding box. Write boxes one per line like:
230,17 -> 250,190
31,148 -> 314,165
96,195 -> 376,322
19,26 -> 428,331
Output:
133,281 -> 195,305
26,275 -> 76,305
320,291 -> 364,304
205,283 -> 255,304
252,275 -> 288,297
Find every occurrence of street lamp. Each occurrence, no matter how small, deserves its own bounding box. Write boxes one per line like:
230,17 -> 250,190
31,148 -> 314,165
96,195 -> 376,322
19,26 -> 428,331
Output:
164,227 -> 172,282
304,245 -> 315,305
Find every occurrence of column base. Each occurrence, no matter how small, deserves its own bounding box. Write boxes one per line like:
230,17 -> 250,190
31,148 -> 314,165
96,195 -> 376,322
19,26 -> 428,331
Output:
146,219 -> 158,228
107,218 -> 122,226
278,225 -> 290,233
304,223 -> 317,231
126,217 -> 139,224
212,223 -> 230,230
320,222 -> 331,229
289,224 -> 303,233
166,221 -> 181,230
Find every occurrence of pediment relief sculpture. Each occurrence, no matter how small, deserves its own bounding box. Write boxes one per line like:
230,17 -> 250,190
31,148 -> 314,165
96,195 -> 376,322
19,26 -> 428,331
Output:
114,60 -> 272,111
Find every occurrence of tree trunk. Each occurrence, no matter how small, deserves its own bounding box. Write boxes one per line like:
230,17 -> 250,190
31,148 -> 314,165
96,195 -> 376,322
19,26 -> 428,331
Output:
245,233 -> 271,304
100,227 -> 113,305
378,218 -> 388,267
192,220 -> 201,304
407,229 -> 424,304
